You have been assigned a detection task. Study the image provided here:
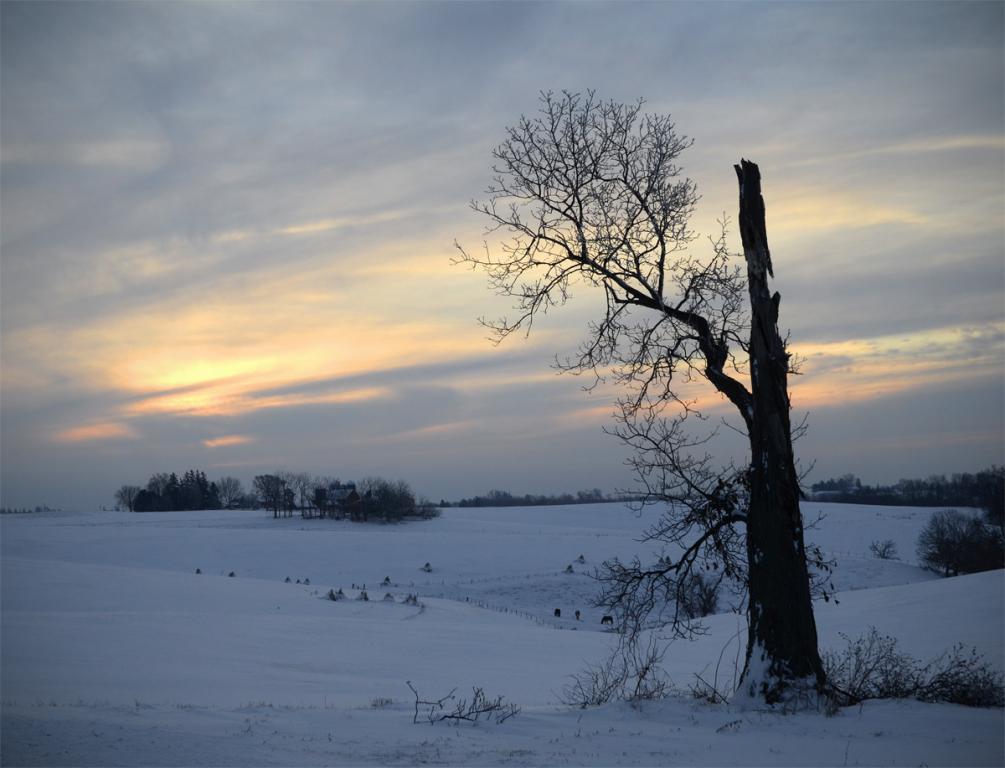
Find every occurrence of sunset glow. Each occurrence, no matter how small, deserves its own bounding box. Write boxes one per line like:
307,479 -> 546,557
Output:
1,2 -> 1001,509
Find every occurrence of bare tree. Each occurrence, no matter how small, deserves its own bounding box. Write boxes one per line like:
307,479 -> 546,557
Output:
290,472 -> 314,518
253,474 -> 286,518
114,485 -> 141,512
217,476 -> 244,509
456,91 -> 826,706
145,472 -> 172,498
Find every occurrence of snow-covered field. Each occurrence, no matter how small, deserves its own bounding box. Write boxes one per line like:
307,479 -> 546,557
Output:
2,502 -> 1002,766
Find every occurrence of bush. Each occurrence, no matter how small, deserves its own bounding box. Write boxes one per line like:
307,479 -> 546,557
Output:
823,629 -> 918,702
678,572 -> 720,619
407,682 -> 520,724
824,627 -> 1003,707
919,645 -> 1005,707
916,509 -> 1003,576
560,637 -> 672,707
868,539 -> 898,560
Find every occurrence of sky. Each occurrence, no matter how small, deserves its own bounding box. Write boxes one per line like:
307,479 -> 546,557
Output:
1,1 -> 1002,510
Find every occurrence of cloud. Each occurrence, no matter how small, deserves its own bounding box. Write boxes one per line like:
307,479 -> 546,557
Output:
51,422 -> 138,444
202,435 -> 254,449
790,324 -> 1005,410
1,140 -> 170,170
770,189 -> 929,234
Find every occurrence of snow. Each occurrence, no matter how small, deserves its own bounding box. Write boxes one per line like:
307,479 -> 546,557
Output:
2,502 -> 1002,766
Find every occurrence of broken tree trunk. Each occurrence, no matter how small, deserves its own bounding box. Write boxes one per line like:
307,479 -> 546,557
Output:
734,159 -> 827,705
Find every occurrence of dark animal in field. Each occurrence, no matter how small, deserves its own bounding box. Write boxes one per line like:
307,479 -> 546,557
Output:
601,615 -> 614,626
554,608 -> 561,618
575,610 -> 581,621
195,568 -> 201,574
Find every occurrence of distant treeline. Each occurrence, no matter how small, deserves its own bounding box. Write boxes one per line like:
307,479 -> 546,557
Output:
449,488 -> 618,508
0,505 -> 56,515
115,470 -> 226,512
810,467 -> 1003,523
115,469 -> 438,524
253,473 -> 437,523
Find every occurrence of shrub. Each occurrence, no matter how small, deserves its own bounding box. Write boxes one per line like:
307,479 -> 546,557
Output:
407,682 -> 519,725
823,629 -> 918,702
916,509 -> 1003,576
918,645 -> 1005,707
824,627 -> 1003,707
868,539 -> 898,560
561,637 -> 672,707
678,572 -> 720,619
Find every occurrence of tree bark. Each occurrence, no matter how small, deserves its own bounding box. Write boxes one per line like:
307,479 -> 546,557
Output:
734,159 -> 826,704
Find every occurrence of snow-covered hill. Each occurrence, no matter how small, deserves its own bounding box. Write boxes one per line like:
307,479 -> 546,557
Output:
2,502 -> 1002,766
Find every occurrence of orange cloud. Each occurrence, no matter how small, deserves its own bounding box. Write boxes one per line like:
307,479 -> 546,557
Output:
373,420 -> 477,443
202,435 -> 254,449
769,189 -> 928,235
128,385 -> 392,418
51,422 -> 138,443
789,325 -> 1004,410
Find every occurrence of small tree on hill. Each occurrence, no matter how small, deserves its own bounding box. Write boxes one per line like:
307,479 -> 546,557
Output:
254,474 -> 286,518
217,476 -> 244,509
917,509 -> 1004,577
457,91 -> 827,705
114,485 -> 141,512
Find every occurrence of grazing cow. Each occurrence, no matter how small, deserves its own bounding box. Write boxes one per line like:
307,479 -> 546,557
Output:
575,610 -> 581,621
601,615 -> 614,626
554,608 -> 561,618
